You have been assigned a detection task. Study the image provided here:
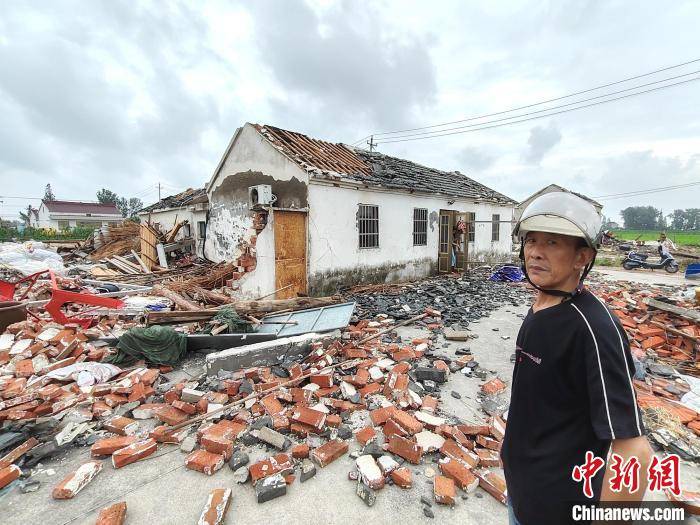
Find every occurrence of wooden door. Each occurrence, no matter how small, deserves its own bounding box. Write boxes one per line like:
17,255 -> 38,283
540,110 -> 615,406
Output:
453,213 -> 468,272
274,211 -> 307,299
438,211 -> 451,273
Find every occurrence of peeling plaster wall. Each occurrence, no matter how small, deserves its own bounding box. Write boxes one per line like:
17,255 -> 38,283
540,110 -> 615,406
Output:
205,124 -> 310,297
307,182 -> 513,294
138,207 -> 208,257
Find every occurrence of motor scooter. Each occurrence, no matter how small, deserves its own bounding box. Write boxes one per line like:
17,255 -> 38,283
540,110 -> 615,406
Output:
622,251 -> 679,273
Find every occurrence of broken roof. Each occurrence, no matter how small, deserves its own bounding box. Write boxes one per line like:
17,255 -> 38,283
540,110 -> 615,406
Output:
139,187 -> 208,213
42,200 -> 121,215
254,124 -> 515,205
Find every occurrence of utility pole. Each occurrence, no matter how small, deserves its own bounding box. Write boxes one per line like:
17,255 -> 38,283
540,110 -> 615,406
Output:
366,135 -> 376,152
157,182 -> 162,201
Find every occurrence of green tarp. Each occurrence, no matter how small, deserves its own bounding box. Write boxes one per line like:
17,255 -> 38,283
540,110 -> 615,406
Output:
107,325 -> 187,366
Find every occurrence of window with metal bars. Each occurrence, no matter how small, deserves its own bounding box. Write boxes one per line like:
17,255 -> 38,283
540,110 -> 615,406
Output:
492,214 -> 500,241
467,212 -> 476,242
358,204 -> 379,248
413,208 -> 428,246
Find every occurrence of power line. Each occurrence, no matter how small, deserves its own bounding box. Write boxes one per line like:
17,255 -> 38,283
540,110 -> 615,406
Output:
374,70 -> 699,142
376,76 -> 700,144
593,181 -> 700,200
351,57 -> 700,144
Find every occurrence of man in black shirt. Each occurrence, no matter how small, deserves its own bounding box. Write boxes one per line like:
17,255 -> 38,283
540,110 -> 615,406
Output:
501,192 -> 652,524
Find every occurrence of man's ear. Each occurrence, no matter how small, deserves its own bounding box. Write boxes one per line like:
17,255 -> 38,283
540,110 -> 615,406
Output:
575,247 -> 594,270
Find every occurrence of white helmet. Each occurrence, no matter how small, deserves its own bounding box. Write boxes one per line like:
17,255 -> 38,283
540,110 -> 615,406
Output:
514,192 -> 602,249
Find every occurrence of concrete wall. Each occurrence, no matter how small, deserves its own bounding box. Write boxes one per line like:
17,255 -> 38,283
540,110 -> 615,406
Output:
306,182 -> 513,295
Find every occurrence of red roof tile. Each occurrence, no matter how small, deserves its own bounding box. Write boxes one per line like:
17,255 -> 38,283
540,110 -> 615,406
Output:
43,200 -> 121,215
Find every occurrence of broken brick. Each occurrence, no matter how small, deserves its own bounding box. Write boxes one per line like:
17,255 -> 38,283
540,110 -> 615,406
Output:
249,453 -> 294,484
390,466 -> 412,488
386,435 -> 423,464
185,449 -> 225,476
52,460 -> 102,499
112,438 -> 157,468
291,406 -> 326,429
474,469 -> 507,504
355,426 -> 377,446
153,405 -> 188,426
481,378 -> 507,395
197,488 -> 232,525
475,447 -> 500,467
369,405 -> 396,426
310,373 -> 333,388
310,439 -> 349,467
0,437 -> 38,469
356,454 -> 385,490
382,418 -> 409,440
91,436 -> 139,457
439,457 -> 479,492
476,434 -> 501,451
103,416 -> 139,436
440,439 -> 479,468
95,502 -> 127,525
291,443 -> 309,459
0,464 -> 21,489
434,475 -> 456,505
392,410 -> 424,435
172,400 -> 197,415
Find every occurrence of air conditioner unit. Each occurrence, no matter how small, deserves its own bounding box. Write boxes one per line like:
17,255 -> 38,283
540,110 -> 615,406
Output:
248,185 -> 275,207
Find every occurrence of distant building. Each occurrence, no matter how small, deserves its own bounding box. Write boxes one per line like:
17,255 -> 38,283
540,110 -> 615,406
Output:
138,188 -> 208,258
30,200 -> 122,229
515,184 -> 603,223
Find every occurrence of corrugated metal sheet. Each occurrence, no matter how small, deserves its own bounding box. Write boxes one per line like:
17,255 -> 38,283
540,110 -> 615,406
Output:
256,302 -> 356,338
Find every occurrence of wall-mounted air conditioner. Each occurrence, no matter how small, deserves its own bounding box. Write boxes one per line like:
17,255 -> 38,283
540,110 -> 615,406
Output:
248,185 -> 276,207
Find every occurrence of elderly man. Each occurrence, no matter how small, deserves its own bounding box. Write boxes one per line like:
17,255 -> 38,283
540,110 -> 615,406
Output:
501,192 -> 652,525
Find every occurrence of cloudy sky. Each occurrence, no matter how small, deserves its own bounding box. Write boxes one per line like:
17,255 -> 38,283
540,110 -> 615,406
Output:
1,0 -> 699,223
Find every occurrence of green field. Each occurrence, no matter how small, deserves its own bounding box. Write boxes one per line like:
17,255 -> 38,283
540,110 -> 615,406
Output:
611,229 -> 700,246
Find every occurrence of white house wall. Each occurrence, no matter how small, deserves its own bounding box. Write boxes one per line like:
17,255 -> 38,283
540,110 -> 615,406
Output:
205,124 -> 309,298
140,208 -> 208,257
306,182 -> 513,295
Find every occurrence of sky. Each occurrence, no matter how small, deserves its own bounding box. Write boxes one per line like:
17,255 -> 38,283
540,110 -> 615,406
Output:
1,0 -> 699,224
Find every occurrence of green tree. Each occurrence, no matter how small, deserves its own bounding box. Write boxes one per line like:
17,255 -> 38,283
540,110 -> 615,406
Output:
620,206 -> 662,229
96,189 -> 120,204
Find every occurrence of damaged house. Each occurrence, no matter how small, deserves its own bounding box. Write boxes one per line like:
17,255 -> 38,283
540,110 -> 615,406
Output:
138,188 -> 209,258
205,123 -> 515,299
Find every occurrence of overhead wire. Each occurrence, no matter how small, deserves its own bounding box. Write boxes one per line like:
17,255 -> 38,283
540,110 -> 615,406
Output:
350,57 -> 700,145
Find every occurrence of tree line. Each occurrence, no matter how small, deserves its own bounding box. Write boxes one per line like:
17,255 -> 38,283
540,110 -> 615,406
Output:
619,206 -> 700,230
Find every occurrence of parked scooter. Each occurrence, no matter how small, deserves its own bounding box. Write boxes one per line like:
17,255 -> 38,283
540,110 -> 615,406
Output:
622,251 -> 679,273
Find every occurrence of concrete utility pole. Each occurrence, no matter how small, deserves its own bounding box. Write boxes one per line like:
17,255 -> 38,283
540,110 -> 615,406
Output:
158,182 -> 162,201
367,135 -> 376,152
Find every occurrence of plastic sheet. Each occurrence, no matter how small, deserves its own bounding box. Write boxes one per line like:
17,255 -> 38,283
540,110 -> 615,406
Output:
0,241 -> 66,276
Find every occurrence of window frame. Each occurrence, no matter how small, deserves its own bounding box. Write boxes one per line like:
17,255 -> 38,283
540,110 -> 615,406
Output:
413,208 -> 428,246
492,213 -> 501,242
467,212 -> 476,242
358,204 -> 380,249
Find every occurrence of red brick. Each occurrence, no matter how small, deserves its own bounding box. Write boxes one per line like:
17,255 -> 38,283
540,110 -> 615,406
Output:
475,448 -> 500,467
0,437 -> 38,469
112,438 -> 157,468
52,460 -> 102,499
91,436 -> 138,457
291,406 -> 326,429
369,406 -> 396,426
196,397 -> 209,414
457,424 -> 490,436
392,410 -> 424,435
198,488 -> 231,525
441,438 -> 479,468
439,458 -> 478,491
0,464 -> 21,489
172,400 -> 197,415
103,416 -> 139,436
421,396 -> 438,413
104,394 -> 128,408
150,425 -> 188,444
185,449 -> 225,476
383,417 -> 409,440
206,392 -> 229,405
127,383 -> 146,403
95,501 -> 127,525
474,469 -> 507,504
481,378 -> 506,395
249,453 -> 294,483
434,475 -> 456,505
310,439 -> 349,467
355,426 -> 377,446
292,443 -> 309,459
164,389 -> 180,404
261,395 -> 284,416
476,434 -> 501,451
386,435 -> 423,464
153,405 -> 188,426
310,374 -> 333,388
390,466 -> 413,488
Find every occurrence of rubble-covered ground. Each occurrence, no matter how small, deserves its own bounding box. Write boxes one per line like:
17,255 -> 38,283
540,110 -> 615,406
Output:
2,253 -> 700,524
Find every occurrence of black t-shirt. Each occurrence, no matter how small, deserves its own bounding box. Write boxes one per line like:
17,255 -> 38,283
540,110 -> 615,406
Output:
500,289 -> 644,525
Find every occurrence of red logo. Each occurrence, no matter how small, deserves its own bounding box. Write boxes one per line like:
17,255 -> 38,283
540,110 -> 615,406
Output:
572,451 -> 605,498
648,454 -> 680,496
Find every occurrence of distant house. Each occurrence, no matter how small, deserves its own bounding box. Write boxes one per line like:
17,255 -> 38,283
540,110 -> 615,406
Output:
205,123 -> 516,299
515,184 -> 603,223
138,188 -> 208,258
30,200 -> 122,229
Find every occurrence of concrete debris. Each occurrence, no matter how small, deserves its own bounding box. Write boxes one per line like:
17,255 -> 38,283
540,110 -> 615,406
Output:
255,472 -> 286,503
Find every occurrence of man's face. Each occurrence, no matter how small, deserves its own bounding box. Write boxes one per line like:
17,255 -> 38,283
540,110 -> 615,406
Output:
523,231 -> 593,290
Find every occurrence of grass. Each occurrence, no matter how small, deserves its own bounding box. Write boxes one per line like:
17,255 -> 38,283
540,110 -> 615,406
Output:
611,229 -> 700,247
